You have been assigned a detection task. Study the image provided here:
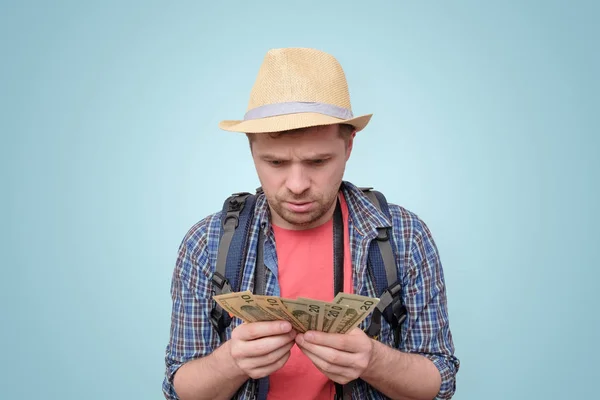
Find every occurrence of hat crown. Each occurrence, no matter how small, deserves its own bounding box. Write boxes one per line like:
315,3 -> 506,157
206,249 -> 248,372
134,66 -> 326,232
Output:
247,48 -> 352,112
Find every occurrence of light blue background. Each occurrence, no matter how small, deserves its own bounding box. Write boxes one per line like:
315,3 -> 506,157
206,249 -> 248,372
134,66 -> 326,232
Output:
1,1 -> 598,399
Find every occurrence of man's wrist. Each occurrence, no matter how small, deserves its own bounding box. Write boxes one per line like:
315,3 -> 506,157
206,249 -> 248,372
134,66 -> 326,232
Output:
213,341 -> 249,381
362,338 -> 386,381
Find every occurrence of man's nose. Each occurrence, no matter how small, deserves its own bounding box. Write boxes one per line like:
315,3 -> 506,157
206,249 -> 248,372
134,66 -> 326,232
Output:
285,164 -> 311,195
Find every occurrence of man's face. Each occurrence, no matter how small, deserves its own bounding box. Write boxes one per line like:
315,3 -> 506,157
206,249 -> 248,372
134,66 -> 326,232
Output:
250,124 -> 354,230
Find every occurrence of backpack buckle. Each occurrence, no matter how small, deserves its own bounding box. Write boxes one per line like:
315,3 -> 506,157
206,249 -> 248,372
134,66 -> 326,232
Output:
211,271 -> 231,292
365,282 -> 405,339
366,307 -> 382,337
375,227 -> 389,241
210,304 -> 231,341
223,194 -> 251,228
223,213 -> 240,229
383,282 -> 405,327
393,301 -> 407,325
387,281 -> 401,297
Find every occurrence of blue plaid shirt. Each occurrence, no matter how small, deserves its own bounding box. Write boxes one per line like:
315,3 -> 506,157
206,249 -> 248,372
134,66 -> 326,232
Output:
163,181 -> 459,399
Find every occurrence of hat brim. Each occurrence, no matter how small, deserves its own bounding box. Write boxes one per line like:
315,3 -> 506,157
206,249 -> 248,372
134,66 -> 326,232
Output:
218,112 -> 373,134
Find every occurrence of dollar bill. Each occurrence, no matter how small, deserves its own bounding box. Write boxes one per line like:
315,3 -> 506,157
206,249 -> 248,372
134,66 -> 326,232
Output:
321,303 -> 349,333
213,291 -> 380,334
213,291 -> 277,323
254,295 -> 307,332
280,298 -> 325,332
330,306 -> 361,334
332,293 -> 381,333
296,298 -> 327,331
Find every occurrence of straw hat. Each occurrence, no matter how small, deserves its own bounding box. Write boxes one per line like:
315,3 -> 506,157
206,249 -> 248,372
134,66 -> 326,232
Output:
218,47 -> 372,133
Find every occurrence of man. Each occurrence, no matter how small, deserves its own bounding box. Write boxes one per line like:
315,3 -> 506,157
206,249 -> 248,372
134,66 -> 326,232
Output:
163,47 -> 459,400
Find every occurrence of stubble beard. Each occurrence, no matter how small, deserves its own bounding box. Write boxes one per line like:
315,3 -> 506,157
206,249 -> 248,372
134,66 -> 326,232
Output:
268,190 -> 338,229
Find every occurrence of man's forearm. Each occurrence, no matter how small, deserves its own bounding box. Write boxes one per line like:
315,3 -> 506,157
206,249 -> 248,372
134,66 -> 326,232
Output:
361,340 -> 442,400
173,341 -> 248,400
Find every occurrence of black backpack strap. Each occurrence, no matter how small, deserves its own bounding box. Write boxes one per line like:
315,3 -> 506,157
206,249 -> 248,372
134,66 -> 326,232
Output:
360,188 -> 407,347
254,223 -> 270,400
334,381 -> 354,400
337,188 -> 407,400
210,191 -> 257,342
254,226 -> 267,296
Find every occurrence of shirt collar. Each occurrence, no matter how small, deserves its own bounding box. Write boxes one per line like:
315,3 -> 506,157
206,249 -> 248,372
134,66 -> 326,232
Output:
340,181 -> 392,238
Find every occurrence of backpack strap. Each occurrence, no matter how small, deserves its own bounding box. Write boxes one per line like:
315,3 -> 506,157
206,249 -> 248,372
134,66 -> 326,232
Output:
211,188 -> 269,400
255,225 -> 270,400
360,188 -> 407,348
210,191 -> 257,342
337,188 -> 408,400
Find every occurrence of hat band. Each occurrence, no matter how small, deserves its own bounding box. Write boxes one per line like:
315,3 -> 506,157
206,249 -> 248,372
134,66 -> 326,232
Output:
243,101 -> 354,121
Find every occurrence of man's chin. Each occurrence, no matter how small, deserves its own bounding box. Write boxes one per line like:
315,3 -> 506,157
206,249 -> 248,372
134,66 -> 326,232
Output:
282,214 -> 317,227
277,210 -> 323,228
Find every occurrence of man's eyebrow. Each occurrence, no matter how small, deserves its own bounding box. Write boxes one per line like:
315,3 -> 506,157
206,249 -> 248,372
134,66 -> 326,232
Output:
258,152 -> 334,160
258,153 -> 288,160
302,153 -> 334,160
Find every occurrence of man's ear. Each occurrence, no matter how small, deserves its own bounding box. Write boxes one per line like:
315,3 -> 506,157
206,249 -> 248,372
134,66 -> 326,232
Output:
346,130 -> 357,160
245,132 -> 253,153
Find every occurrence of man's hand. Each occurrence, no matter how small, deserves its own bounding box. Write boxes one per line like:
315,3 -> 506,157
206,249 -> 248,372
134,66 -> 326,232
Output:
228,320 -> 297,380
295,327 -> 374,384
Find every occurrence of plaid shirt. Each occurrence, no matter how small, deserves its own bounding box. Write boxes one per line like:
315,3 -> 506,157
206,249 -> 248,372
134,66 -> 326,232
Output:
163,181 -> 459,399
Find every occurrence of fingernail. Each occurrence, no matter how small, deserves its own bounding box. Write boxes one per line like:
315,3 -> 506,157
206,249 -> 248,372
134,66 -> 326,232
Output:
280,322 -> 291,332
295,334 -> 304,345
305,332 -> 314,341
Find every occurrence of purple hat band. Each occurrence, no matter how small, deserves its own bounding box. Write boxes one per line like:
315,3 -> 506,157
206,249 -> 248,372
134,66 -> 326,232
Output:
243,101 -> 354,121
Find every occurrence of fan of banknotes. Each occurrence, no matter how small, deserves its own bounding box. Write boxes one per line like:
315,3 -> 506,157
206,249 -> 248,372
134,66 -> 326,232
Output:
213,291 -> 380,334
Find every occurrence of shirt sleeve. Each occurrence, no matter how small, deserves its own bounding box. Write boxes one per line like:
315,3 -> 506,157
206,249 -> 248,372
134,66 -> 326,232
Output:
403,217 -> 460,399
162,224 -> 220,400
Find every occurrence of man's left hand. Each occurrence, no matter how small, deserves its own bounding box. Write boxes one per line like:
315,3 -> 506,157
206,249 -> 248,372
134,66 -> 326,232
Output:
295,328 -> 374,384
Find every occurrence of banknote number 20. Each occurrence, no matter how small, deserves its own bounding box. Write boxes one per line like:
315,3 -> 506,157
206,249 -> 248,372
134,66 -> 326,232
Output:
360,300 -> 375,311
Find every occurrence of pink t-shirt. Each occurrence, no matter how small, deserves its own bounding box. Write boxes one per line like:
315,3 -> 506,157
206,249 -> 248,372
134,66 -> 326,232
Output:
267,193 -> 353,400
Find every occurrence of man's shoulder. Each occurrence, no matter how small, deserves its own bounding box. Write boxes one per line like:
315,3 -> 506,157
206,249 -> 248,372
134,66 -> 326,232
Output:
177,191 -> 267,256
385,201 -> 440,265
385,201 -> 437,248
343,181 -> 433,243
387,202 -> 427,231
177,210 -> 224,257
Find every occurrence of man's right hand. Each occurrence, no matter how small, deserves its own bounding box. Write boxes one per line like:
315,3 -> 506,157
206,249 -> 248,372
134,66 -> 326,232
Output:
228,321 -> 297,379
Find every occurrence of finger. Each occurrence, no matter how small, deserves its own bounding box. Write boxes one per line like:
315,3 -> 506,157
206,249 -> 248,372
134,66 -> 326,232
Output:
297,345 -> 353,380
233,321 -> 292,341
300,329 -> 368,352
235,331 -> 296,358
241,341 -> 295,371
244,346 -> 293,379
295,335 -> 354,367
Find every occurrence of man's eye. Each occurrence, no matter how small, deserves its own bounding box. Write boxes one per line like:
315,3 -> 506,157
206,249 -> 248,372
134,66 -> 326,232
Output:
269,160 -> 283,166
311,159 -> 326,165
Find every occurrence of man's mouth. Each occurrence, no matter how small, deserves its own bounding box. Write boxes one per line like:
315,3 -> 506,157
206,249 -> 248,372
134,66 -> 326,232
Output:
285,201 -> 313,212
